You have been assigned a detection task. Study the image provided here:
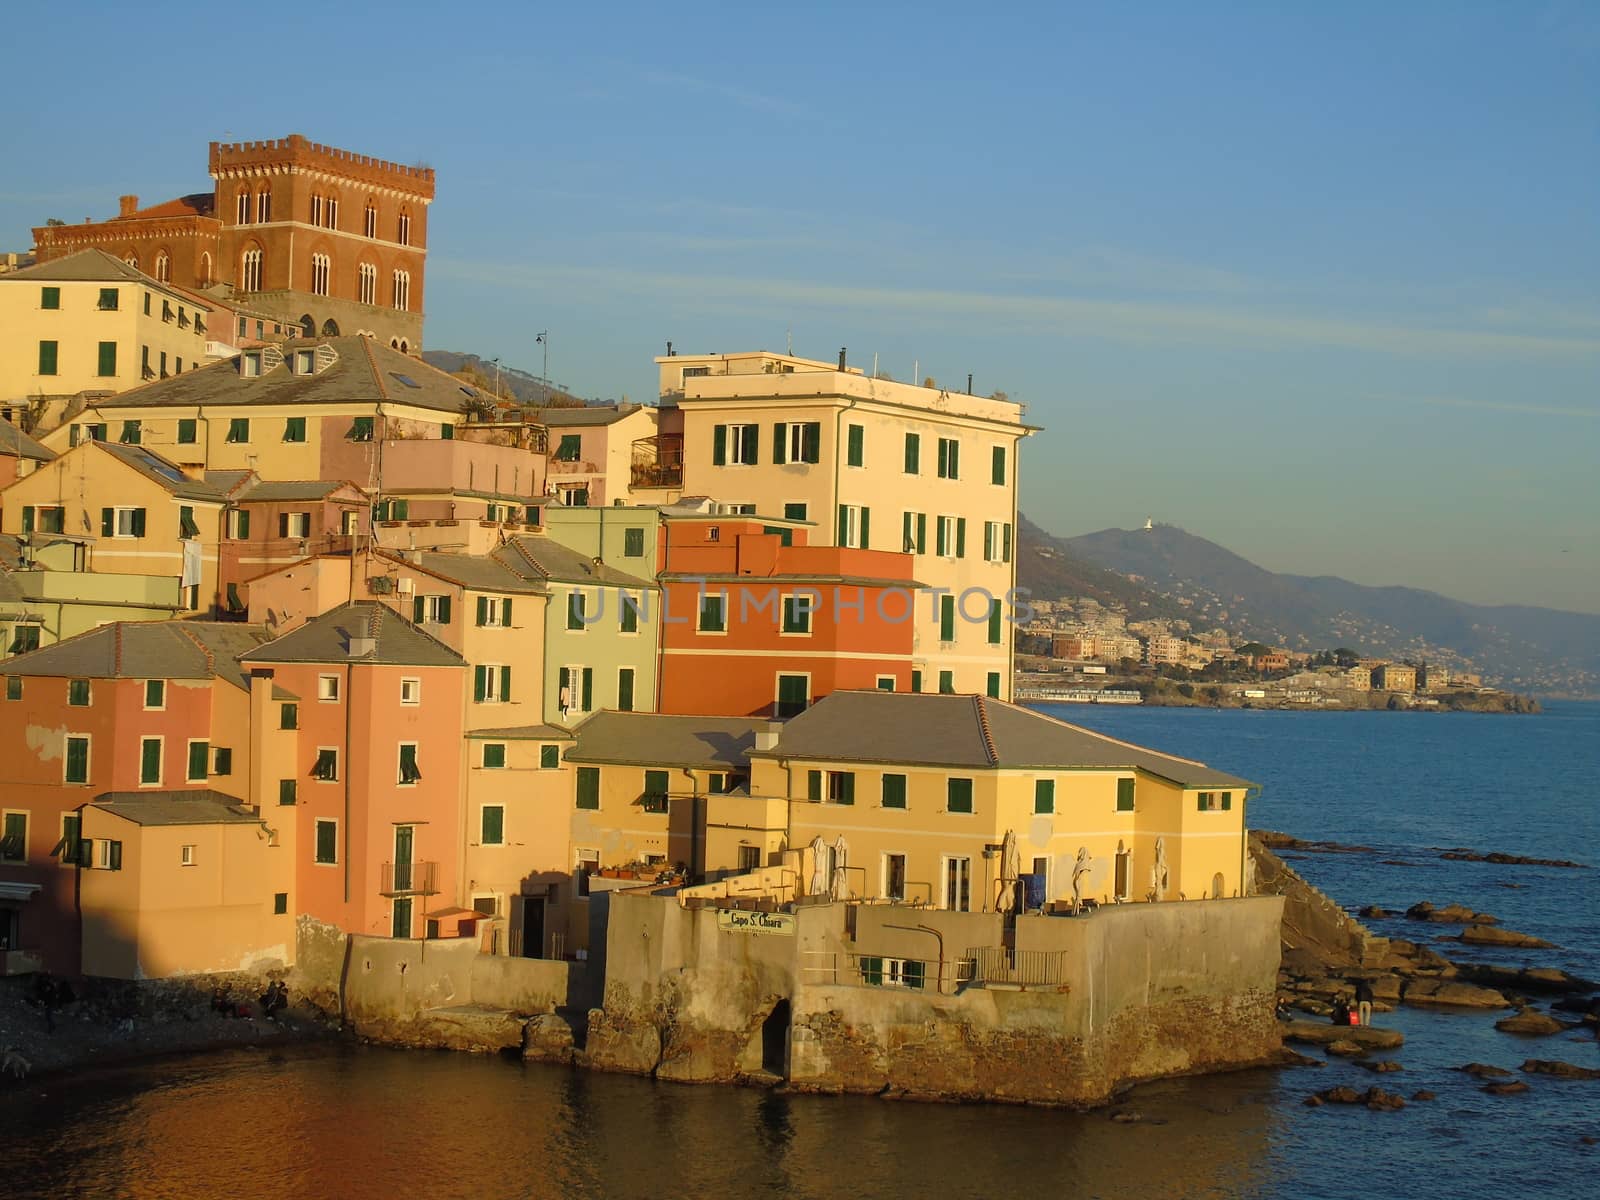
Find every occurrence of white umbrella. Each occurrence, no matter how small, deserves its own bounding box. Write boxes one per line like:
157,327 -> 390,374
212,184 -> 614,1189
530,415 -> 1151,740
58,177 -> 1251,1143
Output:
808,836 -> 829,898
1071,846 -> 1092,914
831,835 -> 850,900
1152,837 -> 1170,902
998,829 -> 1020,912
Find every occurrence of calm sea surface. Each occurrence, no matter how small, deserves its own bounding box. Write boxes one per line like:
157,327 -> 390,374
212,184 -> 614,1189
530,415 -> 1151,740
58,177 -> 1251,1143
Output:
5,704 -> 1597,1200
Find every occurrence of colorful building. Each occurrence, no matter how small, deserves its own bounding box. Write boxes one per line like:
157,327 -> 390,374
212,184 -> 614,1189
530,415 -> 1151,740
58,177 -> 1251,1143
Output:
1371,663 -> 1416,693
541,403 -> 667,507
1,535 -> 184,658
0,416 -> 52,489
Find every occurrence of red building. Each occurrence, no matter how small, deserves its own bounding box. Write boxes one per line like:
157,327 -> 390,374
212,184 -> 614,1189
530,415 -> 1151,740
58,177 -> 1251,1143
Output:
33,134 -> 433,351
655,517 -> 917,718
0,622 -> 269,975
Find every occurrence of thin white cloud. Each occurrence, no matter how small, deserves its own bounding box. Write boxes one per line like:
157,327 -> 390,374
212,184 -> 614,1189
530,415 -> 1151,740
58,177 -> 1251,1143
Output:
431,257 -> 1600,361
639,69 -> 809,118
1391,394 -> 1599,419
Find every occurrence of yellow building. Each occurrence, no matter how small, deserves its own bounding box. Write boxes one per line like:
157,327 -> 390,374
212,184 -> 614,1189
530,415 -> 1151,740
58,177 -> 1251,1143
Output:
77,790 -> 291,979
1,537 -> 185,657
542,403 -> 667,507
0,440 -> 227,613
1371,663 -> 1416,693
0,250 -> 212,430
659,350 -> 1032,700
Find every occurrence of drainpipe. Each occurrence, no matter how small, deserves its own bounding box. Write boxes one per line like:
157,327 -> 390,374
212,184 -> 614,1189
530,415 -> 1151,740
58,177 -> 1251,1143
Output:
886,923 -> 947,994
343,661 -> 354,906
680,766 -> 698,879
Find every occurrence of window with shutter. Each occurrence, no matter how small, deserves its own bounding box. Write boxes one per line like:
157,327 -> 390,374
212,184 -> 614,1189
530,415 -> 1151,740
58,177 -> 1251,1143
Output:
483,743 -> 506,769
576,767 -> 600,810
772,422 -> 788,464
904,432 -> 920,474
939,595 -> 955,642
988,600 -> 1003,645
398,744 -> 421,784
279,779 -> 297,806
938,670 -> 954,694
540,744 -> 559,769
187,740 -> 209,781
481,806 -> 505,844
881,773 -> 907,809
846,423 -> 864,467
623,527 -> 645,557
992,445 -> 1007,485
1116,778 -> 1135,812
947,778 -> 974,814
65,736 -> 90,783
139,737 -> 162,784
642,769 -> 669,813
807,770 -> 822,802
619,595 -> 639,633
315,819 -> 338,863
618,667 -> 635,712
1034,779 -> 1055,814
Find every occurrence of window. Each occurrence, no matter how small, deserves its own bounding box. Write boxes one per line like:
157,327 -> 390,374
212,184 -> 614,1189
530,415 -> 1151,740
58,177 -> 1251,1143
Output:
180,843 -> 196,867
618,667 -> 635,712
358,262 -> 377,305
482,743 -> 507,769
4,677 -> 20,700
935,515 -> 966,559
311,253 -> 330,296
567,591 -> 587,630
901,511 -> 927,554
392,269 -> 410,311
310,194 -> 323,225
57,814 -> 82,864
225,418 -> 250,443
317,674 -> 340,701
943,856 -> 972,911
93,838 -> 124,870
144,679 -> 165,709
97,287 -> 119,311
279,779 -> 297,806
781,594 -> 813,635
575,848 -> 600,896
240,352 -> 262,378
98,342 -> 118,378
987,672 -> 1002,698
38,340 -> 58,376
623,527 -> 646,557
413,594 -> 452,625
987,601 -> 1003,647
279,512 -> 310,539
68,678 -> 91,706
65,735 -> 90,783
642,769 -> 670,814
698,592 -> 726,633
860,956 -> 925,990
576,766 -> 600,810
481,805 -> 505,845
783,502 -> 808,523
179,506 -> 200,538
846,423 -> 864,467
41,286 -> 60,309
20,505 -> 62,536
342,510 -> 359,535
903,432 -> 920,474
8,628 -> 39,655
837,504 -> 868,549
274,892 -> 288,915
227,509 -> 251,539
101,506 -> 146,539
883,853 -> 907,902
241,247 -> 263,292
947,778 -> 974,814
1034,779 -> 1055,814
939,594 -> 956,643
237,190 -> 251,224
326,196 -> 338,228
936,437 -> 960,479
982,521 -> 1014,565
1116,778 -> 1134,812
314,819 -> 338,863
711,423 -> 759,466
473,664 -> 513,703
312,749 -> 339,781
938,670 -> 954,694
776,673 -> 809,718
768,420 -> 820,465
257,188 -> 271,222
876,675 -> 896,691
349,416 -> 375,442
364,203 -> 377,238
2,812 -> 28,864
283,417 -> 306,442
397,210 -> 411,245
881,773 -> 907,809
400,677 -> 421,706
475,597 -> 513,628
991,445 -> 1008,486
155,252 -> 170,283
619,594 -> 640,634
552,433 -> 583,462
398,743 -> 421,785
531,744 -> 558,772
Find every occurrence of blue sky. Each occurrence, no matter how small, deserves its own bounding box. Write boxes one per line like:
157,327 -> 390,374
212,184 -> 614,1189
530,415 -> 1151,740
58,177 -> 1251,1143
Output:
2,1 -> 1596,612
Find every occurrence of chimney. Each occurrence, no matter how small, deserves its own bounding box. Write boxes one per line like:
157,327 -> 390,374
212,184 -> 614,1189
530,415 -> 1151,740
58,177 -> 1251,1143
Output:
754,720 -> 783,751
666,340 -> 674,357
838,347 -> 847,370
119,195 -> 139,218
967,373 -> 973,395
347,635 -> 376,658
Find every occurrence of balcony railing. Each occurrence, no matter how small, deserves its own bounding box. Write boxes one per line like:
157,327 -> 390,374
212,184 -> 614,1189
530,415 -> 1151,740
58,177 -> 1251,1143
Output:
380,861 -> 439,896
631,434 -> 684,489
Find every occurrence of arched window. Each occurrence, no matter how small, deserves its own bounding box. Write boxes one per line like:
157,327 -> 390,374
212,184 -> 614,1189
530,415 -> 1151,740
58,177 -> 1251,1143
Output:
326,194 -> 339,230
240,247 -> 263,292
154,251 -> 170,283
392,269 -> 410,312
364,200 -> 377,238
299,314 -> 316,338
321,318 -> 340,336
310,194 -> 323,226
199,252 -> 212,287
124,253 -> 139,270
236,189 -> 250,224
390,338 -> 400,349
358,262 -> 376,305
256,188 -> 271,223
311,253 -> 330,297
398,339 -> 409,354
397,209 -> 411,246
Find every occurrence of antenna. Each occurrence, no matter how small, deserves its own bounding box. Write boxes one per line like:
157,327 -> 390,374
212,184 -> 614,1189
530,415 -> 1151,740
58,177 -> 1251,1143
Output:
872,351 -> 878,378
786,327 -> 792,355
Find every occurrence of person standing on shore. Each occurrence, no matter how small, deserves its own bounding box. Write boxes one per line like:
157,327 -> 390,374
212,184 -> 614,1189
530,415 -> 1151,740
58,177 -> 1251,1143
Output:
1354,978 -> 1375,1026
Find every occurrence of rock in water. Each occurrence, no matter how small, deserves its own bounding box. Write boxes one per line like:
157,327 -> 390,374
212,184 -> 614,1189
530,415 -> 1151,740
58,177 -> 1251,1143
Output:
1495,1011 -> 1567,1037
1326,1040 -> 1367,1058
1411,1090 -> 1436,1101
1455,1063 -> 1513,1078
1314,1086 -> 1364,1105
1458,925 -> 1556,950
1483,1080 -> 1532,1095
1365,1087 -> 1406,1110
1359,906 -> 1391,919
1521,1059 -> 1600,1080
1362,1059 -> 1403,1073
1405,901 -> 1497,925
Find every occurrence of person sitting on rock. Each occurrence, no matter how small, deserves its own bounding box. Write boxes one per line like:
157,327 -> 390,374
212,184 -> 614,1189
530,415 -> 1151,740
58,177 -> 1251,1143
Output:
1354,978 -> 1375,1026
1331,996 -> 1350,1027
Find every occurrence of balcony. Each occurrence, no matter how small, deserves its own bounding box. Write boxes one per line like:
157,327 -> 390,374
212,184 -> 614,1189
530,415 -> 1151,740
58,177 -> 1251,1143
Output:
631,434 -> 683,489
380,861 -> 439,896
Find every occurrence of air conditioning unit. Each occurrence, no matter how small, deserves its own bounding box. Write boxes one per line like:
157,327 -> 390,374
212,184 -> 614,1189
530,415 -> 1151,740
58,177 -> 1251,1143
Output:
396,577 -> 415,596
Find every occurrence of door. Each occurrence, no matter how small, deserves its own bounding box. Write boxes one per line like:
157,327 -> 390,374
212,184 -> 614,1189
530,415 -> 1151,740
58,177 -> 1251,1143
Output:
394,825 -> 414,893
884,854 -> 906,902
391,897 -> 413,939
943,856 -> 971,911
1114,846 -> 1131,900
520,896 -> 546,959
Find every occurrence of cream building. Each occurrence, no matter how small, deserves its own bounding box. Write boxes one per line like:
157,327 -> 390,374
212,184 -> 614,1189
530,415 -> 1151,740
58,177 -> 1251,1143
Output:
0,250 -> 212,430
658,350 -> 1032,700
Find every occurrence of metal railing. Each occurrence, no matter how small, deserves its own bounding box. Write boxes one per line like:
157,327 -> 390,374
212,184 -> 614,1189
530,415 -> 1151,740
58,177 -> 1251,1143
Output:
380,860 -> 439,896
964,946 -> 1070,989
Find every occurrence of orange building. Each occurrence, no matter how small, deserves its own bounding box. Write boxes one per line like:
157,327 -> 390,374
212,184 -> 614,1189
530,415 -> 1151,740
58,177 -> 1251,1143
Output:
0,622 -> 268,975
33,134 -> 434,351
237,602 -> 470,941
655,516 -> 917,718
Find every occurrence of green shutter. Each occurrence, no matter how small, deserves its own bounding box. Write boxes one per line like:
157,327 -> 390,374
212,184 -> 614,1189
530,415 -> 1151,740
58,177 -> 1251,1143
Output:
837,772 -> 855,805
66,737 -> 89,783
1221,791 -> 1233,811
131,509 -> 145,537
581,667 -> 592,711
618,668 -> 634,711
473,665 -> 487,702
644,769 -> 668,799
1117,778 -> 1135,812
741,423 -> 759,464
483,743 -> 506,769
1003,523 -> 1012,563
568,592 -> 584,629
188,741 -> 209,780
807,770 -> 822,802
712,424 -> 727,466
911,670 -> 922,693
988,600 -> 1003,645
987,672 -> 1001,698
502,598 -> 512,626
413,596 -> 425,623
1034,779 -> 1054,814
476,596 -> 489,626
847,423 -> 863,467
837,504 -> 847,544
992,445 -> 1006,485
916,513 -> 926,553
41,286 -> 60,309
772,423 -> 787,464
861,956 -> 884,986
21,507 -> 33,534
882,773 -> 906,809
623,527 -> 645,557
859,507 -> 870,550
936,438 -> 947,477
620,596 -> 638,633
938,670 -> 954,694
576,767 -> 600,810
500,665 -> 512,701
904,959 -> 926,989
279,779 -> 297,805
948,778 -> 973,813
38,340 -> 58,375
955,517 -> 966,558
540,744 -> 559,769
482,806 -> 504,844
140,738 -> 161,783
940,595 -> 955,641
802,422 -> 820,462
904,433 -> 919,474
98,342 -> 117,376
101,508 -> 113,538
238,509 -> 250,539
213,747 -> 232,776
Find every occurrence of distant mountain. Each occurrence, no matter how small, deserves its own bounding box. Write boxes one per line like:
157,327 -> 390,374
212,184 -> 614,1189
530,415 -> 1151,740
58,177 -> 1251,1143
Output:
1030,522 -> 1598,696
420,350 -> 586,408
1015,515 -> 1185,620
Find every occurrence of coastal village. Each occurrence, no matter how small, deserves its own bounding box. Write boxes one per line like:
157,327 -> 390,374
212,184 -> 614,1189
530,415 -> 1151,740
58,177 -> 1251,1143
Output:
0,132 -> 1580,1112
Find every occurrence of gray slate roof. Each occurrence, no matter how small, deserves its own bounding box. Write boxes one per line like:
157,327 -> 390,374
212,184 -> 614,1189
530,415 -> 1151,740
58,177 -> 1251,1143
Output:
538,404 -> 645,427
495,535 -> 656,589
83,337 -> 486,415
240,601 -> 465,668
90,790 -> 257,826
93,442 -> 226,501
0,418 -> 53,463
566,711 -> 761,769
390,551 -> 547,595
238,479 -> 364,503
3,248 -> 203,306
1,621 -> 271,690
764,691 -> 1255,788
465,724 -> 575,741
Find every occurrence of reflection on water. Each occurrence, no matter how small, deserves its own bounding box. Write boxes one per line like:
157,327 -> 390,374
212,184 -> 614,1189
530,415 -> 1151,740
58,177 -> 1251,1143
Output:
3,1043 -> 1283,1200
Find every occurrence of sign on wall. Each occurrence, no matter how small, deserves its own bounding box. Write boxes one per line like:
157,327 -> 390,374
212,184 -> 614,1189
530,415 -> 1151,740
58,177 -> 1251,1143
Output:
717,909 -> 796,936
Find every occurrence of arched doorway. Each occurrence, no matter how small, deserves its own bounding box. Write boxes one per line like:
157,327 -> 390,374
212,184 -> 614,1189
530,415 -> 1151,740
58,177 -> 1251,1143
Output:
1212,872 -> 1225,900
298,314 -> 315,338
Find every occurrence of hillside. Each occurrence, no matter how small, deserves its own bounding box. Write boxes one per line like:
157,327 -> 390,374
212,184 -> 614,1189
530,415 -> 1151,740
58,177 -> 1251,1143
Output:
1034,523 -> 1598,696
1014,515 -> 1185,620
420,350 -> 586,407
